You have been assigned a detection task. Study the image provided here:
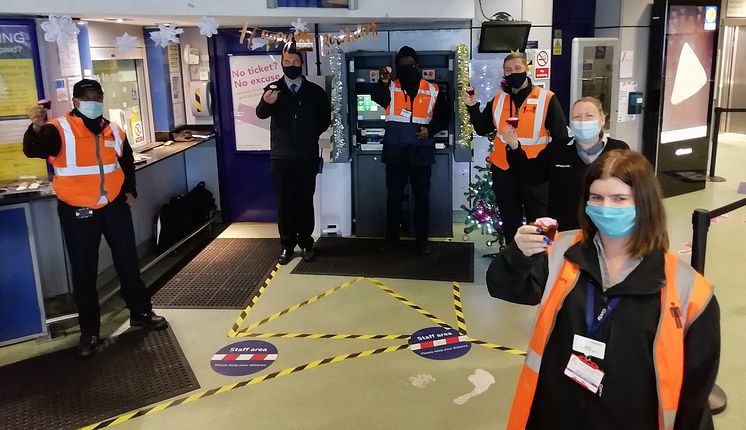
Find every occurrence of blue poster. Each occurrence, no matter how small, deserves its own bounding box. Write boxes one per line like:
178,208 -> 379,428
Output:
408,327 -> 471,360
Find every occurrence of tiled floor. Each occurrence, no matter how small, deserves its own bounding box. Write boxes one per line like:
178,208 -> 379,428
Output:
1,135 -> 745,429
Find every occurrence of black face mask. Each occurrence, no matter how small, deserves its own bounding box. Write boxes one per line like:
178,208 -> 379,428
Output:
398,65 -> 420,86
283,65 -> 303,80
505,72 -> 527,89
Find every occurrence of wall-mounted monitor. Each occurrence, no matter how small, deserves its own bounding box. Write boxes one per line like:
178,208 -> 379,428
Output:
478,21 -> 531,53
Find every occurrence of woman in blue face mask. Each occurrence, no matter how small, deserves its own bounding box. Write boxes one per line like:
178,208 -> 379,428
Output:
504,97 -> 630,231
485,149 -> 719,430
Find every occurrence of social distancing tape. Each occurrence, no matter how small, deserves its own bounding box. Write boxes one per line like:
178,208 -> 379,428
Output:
366,278 -> 453,330
467,338 -> 527,356
235,332 -> 410,340
79,344 -> 410,429
452,282 -> 467,335
228,264 -> 281,337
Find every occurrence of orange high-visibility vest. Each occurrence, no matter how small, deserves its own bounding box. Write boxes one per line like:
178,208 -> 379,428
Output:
385,78 -> 439,124
48,114 -> 126,209
508,230 -> 714,430
491,85 -> 552,170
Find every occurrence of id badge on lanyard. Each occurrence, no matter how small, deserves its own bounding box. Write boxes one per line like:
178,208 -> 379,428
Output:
564,280 -> 621,395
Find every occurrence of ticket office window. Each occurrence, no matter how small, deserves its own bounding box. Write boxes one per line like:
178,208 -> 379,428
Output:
91,59 -> 151,148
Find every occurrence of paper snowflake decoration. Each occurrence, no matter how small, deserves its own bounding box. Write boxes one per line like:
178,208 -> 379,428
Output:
41,16 -> 80,47
199,16 -> 219,38
115,32 -> 138,51
149,24 -> 184,48
250,38 -> 267,51
291,18 -> 309,35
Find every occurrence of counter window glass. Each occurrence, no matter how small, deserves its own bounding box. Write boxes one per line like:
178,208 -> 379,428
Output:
92,59 -> 148,148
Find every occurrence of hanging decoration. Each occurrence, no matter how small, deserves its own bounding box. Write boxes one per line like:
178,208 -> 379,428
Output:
461,165 -> 504,247
238,20 -> 378,54
456,44 -> 474,151
329,46 -> 347,162
115,32 -> 138,52
198,16 -> 219,38
40,16 -> 80,47
149,24 -> 184,48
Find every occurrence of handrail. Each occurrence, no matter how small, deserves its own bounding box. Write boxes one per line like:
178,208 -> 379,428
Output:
709,107 -> 746,180
690,197 -> 746,275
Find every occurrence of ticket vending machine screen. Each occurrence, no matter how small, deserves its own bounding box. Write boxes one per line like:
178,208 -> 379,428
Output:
357,94 -> 386,122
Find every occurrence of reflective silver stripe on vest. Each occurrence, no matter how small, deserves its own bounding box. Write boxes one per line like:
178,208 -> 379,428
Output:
541,230 -> 581,303
55,161 -> 120,176
529,87 -> 550,145
58,117 -> 77,166
492,92 -> 508,135
672,256 -> 714,333
663,409 -> 677,430
525,347 -> 542,373
426,82 -> 438,118
108,121 -> 124,156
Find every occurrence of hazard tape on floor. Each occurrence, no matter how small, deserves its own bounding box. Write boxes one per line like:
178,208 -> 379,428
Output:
235,332 -> 410,340
232,277 -> 365,336
452,282 -> 467,335
467,338 -> 527,356
366,278 -> 453,330
79,343 -> 411,429
228,264 -> 281,337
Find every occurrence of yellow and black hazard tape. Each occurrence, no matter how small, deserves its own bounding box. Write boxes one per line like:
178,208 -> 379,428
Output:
233,277 -> 365,336
80,343 -> 411,429
235,332 -> 410,340
228,263 -> 281,337
467,337 -> 527,356
452,282 -> 467,335
366,278 -> 453,330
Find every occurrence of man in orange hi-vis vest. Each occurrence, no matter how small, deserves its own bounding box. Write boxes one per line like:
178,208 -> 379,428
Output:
466,52 -> 567,244
371,46 -> 450,255
24,79 -> 167,359
486,150 -> 719,429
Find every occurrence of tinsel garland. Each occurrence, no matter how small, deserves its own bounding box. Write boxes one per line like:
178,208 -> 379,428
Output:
456,44 -> 474,151
329,46 -> 346,161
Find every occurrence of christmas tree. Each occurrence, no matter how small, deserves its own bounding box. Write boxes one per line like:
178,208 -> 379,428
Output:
461,132 -> 505,248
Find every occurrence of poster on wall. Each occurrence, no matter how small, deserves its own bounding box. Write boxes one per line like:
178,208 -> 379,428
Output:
0,23 -> 40,118
229,54 -> 283,151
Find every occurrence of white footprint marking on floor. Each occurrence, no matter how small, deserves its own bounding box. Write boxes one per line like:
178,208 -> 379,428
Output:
409,374 -> 436,388
453,369 -> 496,405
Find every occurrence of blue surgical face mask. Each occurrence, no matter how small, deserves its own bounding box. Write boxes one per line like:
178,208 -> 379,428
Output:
571,120 -> 602,145
78,100 -> 104,119
585,204 -> 637,238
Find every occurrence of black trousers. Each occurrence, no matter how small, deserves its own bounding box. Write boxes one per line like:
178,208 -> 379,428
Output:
491,165 -> 549,245
57,194 -> 151,337
270,158 -> 318,250
385,163 -> 431,244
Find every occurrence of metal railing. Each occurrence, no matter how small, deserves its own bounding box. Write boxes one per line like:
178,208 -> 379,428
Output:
709,107 -> 746,182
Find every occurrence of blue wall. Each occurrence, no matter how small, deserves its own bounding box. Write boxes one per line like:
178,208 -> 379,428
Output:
144,29 -> 175,132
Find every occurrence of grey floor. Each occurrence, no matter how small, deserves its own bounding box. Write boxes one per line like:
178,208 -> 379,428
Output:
1,134 -> 745,429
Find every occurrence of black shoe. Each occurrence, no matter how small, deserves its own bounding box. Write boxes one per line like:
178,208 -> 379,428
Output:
278,248 -> 294,265
130,312 -> 168,331
417,242 -> 432,255
301,247 -> 316,262
75,335 -> 99,359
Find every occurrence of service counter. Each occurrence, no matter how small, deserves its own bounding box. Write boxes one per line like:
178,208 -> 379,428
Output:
0,135 -> 219,345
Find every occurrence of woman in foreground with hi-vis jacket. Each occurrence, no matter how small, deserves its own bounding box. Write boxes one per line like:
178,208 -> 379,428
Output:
486,149 -> 719,430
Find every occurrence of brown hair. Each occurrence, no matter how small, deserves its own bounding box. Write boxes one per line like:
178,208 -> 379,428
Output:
573,96 -> 606,119
503,52 -> 529,68
578,149 -> 669,258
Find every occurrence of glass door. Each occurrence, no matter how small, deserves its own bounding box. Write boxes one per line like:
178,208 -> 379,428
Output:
570,38 -> 620,135
92,59 -> 148,148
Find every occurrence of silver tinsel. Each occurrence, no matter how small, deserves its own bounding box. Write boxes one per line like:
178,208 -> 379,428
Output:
329,46 -> 346,162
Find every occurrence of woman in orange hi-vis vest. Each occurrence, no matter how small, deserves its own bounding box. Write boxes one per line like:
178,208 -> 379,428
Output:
486,150 -> 719,430
466,52 -> 568,245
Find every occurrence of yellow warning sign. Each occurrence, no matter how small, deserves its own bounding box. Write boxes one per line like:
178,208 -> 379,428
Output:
553,38 -> 563,55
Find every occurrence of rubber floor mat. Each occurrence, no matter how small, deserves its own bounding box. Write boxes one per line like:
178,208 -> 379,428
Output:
0,327 -> 198,430
152,238 -> 279,309
291,237 -> 474,282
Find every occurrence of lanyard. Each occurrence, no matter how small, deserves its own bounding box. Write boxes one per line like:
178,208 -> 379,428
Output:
585,281 -> 622,339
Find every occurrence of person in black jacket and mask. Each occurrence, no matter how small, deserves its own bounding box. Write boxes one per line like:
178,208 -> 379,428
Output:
506,97 -> 629,231
256,48 -> 331,265
371,46 -> 450,255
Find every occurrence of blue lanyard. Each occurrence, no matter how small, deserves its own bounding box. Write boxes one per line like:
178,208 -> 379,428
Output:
585,281 -> 622,339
